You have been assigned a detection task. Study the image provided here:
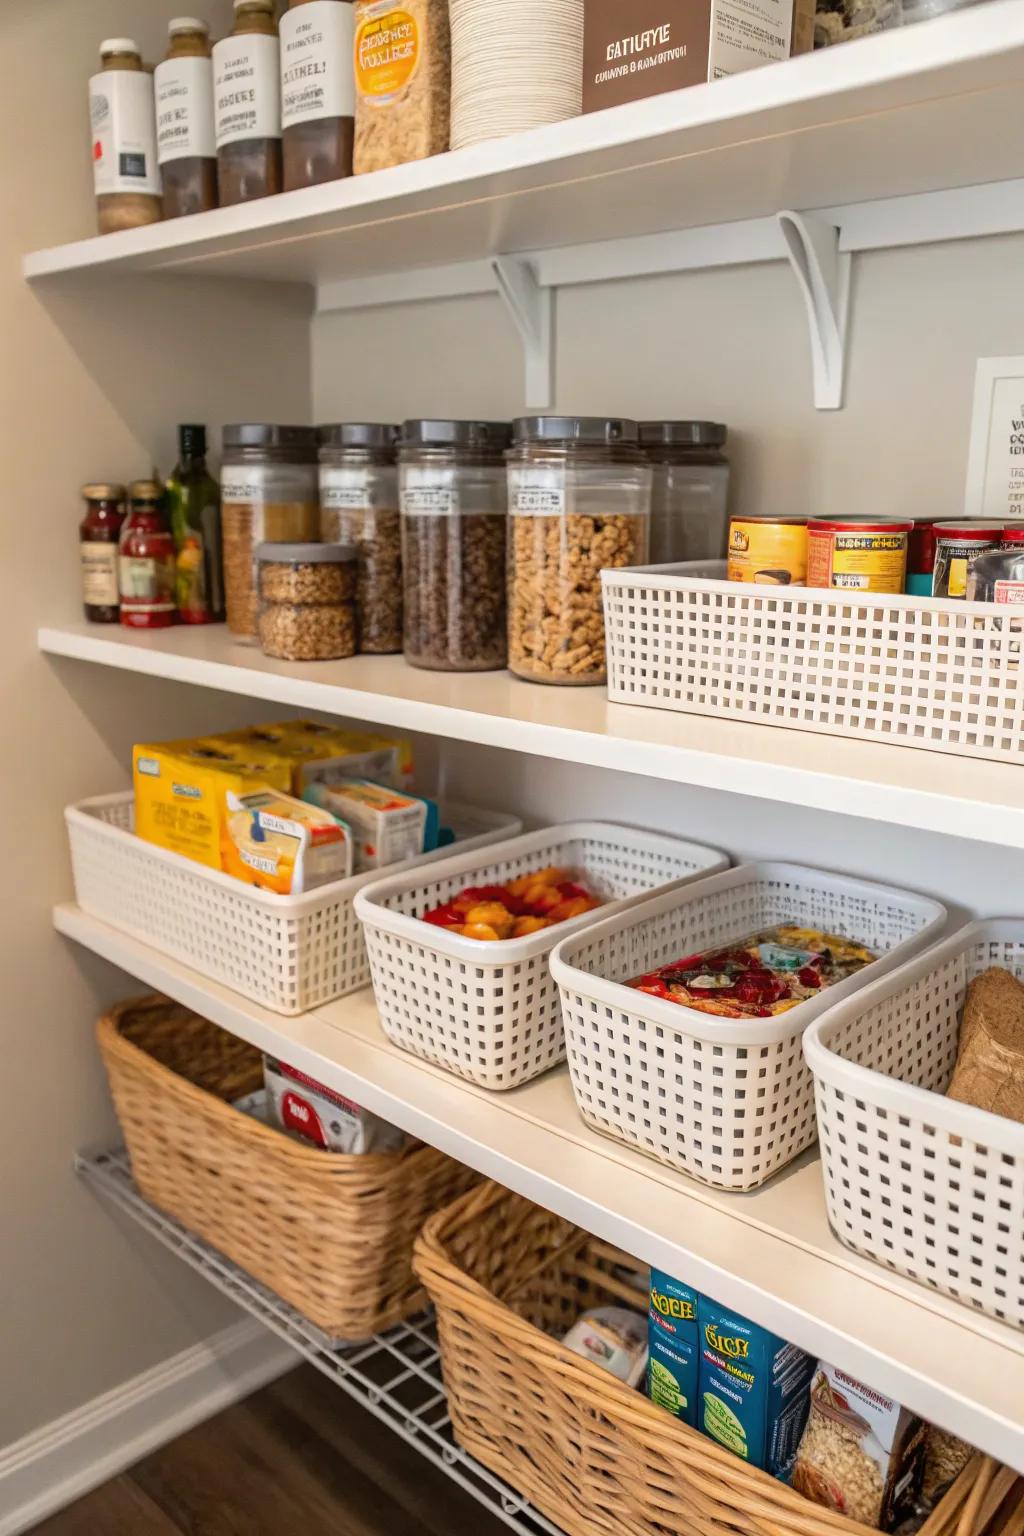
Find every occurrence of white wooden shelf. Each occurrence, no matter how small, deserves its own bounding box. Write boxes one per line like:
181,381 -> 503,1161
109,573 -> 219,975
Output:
22,6 -> 1024,292
39,621 -> 1024,849
56,901 -> 1024,1471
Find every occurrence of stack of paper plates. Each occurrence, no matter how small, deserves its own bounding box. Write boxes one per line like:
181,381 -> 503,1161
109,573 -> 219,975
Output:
449,0 -> 583,151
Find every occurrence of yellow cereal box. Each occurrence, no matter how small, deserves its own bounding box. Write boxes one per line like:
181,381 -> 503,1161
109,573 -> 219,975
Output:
226,720 -> 416,791
133,739 -> 292,870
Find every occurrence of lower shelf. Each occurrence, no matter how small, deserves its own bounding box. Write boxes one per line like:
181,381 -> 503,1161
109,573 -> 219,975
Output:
75,1148 -> 558,1536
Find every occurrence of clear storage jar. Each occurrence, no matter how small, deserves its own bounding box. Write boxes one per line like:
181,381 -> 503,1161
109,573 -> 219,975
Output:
319,423 -> 401,653
221,425 -> 320,640
256,541 -> 357,660
400,420 -> 511,672
640,421 -> 729,564
507,417 -> 651,686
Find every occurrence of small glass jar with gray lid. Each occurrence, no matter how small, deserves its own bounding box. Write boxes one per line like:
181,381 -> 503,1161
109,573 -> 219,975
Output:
255,541 -> 357,661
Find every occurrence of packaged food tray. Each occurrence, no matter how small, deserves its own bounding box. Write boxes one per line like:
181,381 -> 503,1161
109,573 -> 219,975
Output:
549,862 -> 946,1190
354,822 -> 729,1091
602,561 -> 1024,766
415,1180 -> 1011,1536
65,792 -> 521,1016
99,996 -> 478,1338
804,919 -> 1024,1329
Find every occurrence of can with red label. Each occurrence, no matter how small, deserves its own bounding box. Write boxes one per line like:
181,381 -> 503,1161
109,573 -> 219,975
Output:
931,521 -> 1002,600
806,518 -> 912,594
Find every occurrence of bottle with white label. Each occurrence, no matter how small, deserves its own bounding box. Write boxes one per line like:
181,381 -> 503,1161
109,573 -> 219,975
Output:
213,0 -> 283,206
155,18 -> 218,218
79,483 -> 126,623
89,39 -> 162,234
280,0 -> 355,191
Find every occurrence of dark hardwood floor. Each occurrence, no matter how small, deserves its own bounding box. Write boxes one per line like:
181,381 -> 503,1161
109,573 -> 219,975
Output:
30,1364 -> 511,1536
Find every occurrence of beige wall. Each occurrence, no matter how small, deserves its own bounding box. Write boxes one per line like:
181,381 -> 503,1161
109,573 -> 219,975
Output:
1,1 -> 310,1444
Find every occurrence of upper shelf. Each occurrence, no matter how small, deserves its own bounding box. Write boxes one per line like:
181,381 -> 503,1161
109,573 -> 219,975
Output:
23,5 -> 1024,289
39,621 -> 1024,848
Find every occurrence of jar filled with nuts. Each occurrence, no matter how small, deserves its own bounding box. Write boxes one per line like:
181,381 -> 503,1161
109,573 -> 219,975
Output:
400,419 -> 512,672
221,425 -> 320,641
507,417 -> 651,686
255,541 -> 358,661
320,423 -> 401,653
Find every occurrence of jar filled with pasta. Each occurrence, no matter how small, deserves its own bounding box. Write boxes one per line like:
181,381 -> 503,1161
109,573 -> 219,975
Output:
221,425 -> 320,640
319,423 -> 401,653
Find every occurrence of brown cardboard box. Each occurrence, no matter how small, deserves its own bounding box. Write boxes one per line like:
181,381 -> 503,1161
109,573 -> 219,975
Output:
582,0 -> 815,114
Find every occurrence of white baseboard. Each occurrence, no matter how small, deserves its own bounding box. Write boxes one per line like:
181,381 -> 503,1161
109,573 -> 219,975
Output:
0,1318 -> 295,1536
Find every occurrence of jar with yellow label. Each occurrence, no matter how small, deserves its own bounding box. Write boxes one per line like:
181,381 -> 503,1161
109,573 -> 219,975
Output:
727,516 -> 807,586
806,518 -> 912,595
352,0 -> 451,174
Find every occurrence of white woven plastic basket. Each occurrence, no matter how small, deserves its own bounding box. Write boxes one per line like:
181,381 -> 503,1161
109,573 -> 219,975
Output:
603,562 -> 1024,765
804,919 -> 1024,1328
549,862 -> 946,1191
66,793 -> 521,1016
354,822 -> 729,1092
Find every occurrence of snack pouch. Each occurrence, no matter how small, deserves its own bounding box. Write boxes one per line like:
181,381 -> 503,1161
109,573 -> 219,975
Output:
562,1307 -> 648,1388
264,1056 -> 408,1153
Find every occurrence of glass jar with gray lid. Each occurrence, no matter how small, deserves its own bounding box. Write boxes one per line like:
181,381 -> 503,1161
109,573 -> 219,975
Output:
221,424 -> 320,640
320,424 -> 401,654
256,540 -> 357,661
640,421 -> 730,566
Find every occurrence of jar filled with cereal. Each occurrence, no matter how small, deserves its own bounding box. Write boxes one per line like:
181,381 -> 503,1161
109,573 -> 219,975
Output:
256,541 -> 357,661
400,419 -> 511,672
319,423 -> 401,653
507,418 -> 651,686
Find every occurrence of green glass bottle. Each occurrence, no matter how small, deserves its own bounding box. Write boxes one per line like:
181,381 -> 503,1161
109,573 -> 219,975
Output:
166,423 -> 224,623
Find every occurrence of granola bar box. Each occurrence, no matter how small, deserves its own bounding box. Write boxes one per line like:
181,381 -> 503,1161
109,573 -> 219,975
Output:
697,1296 -> 815,1478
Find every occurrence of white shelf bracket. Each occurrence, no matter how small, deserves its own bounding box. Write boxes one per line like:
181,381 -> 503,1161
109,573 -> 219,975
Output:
491,255 -> 554,409
778,210 -> 851,411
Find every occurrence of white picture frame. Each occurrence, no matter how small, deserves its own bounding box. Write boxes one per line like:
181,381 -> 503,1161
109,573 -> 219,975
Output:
964,356 -> 1024,521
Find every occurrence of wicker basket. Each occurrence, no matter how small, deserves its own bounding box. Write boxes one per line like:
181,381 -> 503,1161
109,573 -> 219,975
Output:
99,996 -> 478,1338
415,1182 -> 1021,1536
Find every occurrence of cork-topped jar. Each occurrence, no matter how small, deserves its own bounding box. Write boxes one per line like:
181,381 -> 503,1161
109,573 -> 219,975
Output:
155,18 -> 218,218
213,0 -> 283,205
281,0 -> 355,190
89,39 -> 162,233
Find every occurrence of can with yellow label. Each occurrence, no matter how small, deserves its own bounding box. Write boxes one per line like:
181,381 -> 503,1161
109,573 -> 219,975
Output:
806,518 -> 912,595
727,517 -> 808,586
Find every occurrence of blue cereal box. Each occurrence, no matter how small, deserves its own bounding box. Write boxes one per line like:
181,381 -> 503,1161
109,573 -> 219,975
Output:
697,1297 -> 814,1478
647,1270 -> 699,1428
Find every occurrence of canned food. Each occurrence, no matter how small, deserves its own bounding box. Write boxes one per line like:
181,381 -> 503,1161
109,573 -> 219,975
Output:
905,519 -> 939,597
727,516 -> 807,585
806,518 -> 912,594
932,521 -> 1003,600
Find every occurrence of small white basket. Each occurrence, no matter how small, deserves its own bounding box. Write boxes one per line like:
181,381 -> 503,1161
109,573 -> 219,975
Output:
804,920 -> 1024,1329
354,822 -> 729,1092
549,862 -> 946,1191
602,562 -> 1024,765
65,793 -> 521,1016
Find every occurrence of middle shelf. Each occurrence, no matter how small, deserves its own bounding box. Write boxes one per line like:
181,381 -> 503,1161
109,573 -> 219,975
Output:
56,898 -> 1024,1474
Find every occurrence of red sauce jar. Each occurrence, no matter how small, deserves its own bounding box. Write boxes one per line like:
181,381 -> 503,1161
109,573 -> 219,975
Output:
79,482 -> 125,623
119,480 -> 177,628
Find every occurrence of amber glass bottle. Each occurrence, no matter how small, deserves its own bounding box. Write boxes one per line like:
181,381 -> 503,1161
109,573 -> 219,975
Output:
213,0 -> 282,205
281,0 -> 355,190
155,18 -> 218,217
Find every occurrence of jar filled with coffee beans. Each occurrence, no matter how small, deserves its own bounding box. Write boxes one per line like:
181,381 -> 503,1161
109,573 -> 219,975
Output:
319,423 -> 401,653
400,419 -> 511,671
507,417 -> 651,686
255,541 -> 357,661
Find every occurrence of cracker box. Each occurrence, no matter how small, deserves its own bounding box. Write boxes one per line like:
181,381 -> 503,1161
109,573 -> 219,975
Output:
133,740 -> 292,870
582,0 -> 815,114
697,1296 -> 814,1478
648,1270 -> 699,1427
304,779 -> 428,872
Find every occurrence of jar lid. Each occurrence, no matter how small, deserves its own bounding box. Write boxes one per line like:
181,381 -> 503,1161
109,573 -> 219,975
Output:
319,423 -> 400,449
223,424 -> 319,450
512,416 -> 639,445
808,518 -> 913,532
100,37 -> 140,54
129,479 -> 163,500
255,541 -> 356,563
401,420 -> 512,449
169,16 -> 209,33
81,482 -> 126,499
1002,527 -> 1024,544
933,521 -> 1004,538
732,515 -> 807,525
639,421 -> 727,448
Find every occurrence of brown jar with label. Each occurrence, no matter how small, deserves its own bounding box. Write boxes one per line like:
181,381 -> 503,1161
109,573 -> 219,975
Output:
281,0 -> 355,190
80,483 -> 126,623
214,0 -> 283,206
155,18 -> 218,218
89,40 -> 162,234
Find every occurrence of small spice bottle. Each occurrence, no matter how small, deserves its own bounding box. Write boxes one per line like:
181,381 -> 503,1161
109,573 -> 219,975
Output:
319,423 -> 401,653
213,0 -> 283,206
79,483 -> 126,623
89,39 -> 162,234
221,425 -> 321,639
155,18 -> 218,218
640,422 -> 730,564
281,0 -> 355,190
256,542 -> 358,660
119,481 -> 177,629
353,0 -> 450,174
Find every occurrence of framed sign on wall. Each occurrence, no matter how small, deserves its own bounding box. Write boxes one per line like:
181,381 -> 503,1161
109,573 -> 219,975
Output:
964,356 -> 1024,521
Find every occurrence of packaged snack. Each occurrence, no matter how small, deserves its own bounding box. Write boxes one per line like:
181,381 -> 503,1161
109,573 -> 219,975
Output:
264,1056 -> 408,1153
792,1363 -> 926,1530
221,789 -> 352,894
697,1297 -> 815,1478
133,739 -> 292,870
562,1307 -> 648,1388
629,925 -> 876,1020
304,779 -> 432,871
647,1270 -> 699,1427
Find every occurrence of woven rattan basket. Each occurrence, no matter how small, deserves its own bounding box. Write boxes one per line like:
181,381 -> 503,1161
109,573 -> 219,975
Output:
415,1182 -> 1021,1536
98,996 -> 478,1339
